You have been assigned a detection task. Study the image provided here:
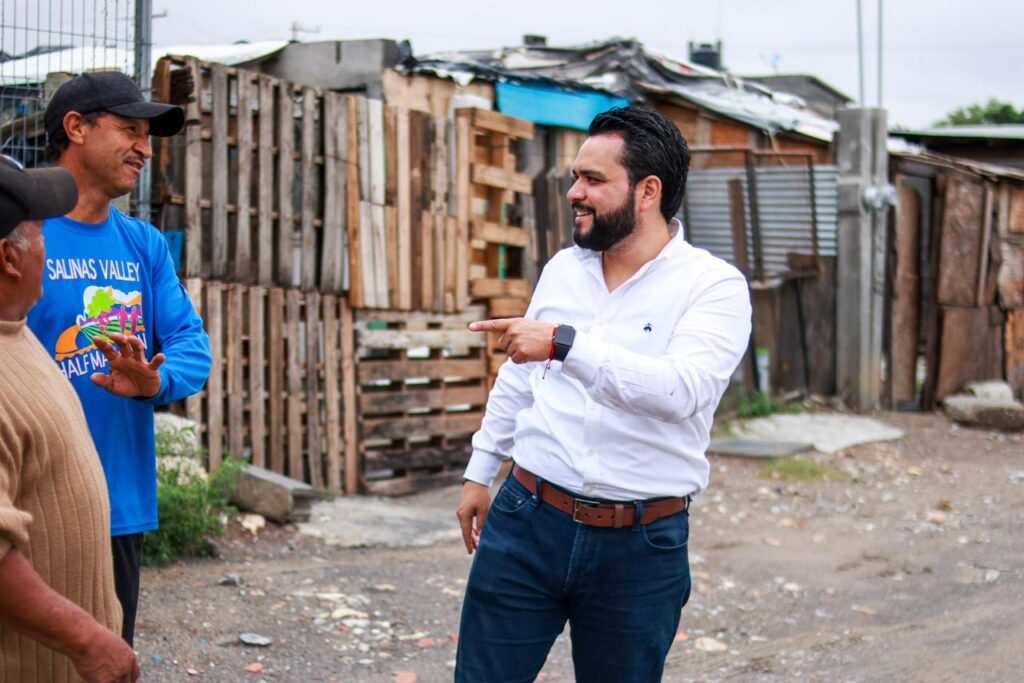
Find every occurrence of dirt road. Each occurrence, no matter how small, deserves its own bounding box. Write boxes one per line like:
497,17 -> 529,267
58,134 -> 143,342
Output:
135,412 -> 1024,682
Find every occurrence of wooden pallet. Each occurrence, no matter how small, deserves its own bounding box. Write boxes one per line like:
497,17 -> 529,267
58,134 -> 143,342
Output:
355,306 -> 488,495
178,279 -> 358,494
456,108 -> 536,381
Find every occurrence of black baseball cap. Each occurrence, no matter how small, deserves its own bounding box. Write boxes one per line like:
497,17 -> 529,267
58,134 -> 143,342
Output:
0,156 -> 79,238
45,71 -> 185,141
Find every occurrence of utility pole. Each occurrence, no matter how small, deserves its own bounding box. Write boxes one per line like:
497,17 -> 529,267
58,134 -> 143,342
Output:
134,0 -> 153,222
835,108 -> 895,411
856,0 -> 865,105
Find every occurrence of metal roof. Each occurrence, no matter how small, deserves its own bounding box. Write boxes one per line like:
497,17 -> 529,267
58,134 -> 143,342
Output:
891,125 -> 1024,141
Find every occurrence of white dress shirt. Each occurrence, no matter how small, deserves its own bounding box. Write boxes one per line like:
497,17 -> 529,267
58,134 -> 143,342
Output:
464,220 -> 752,500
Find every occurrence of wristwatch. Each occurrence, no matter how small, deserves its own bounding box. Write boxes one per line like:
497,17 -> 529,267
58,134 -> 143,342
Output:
553,324 -> 576,362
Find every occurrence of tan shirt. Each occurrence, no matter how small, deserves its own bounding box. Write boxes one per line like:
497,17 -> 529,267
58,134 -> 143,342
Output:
0,318 -> 121,682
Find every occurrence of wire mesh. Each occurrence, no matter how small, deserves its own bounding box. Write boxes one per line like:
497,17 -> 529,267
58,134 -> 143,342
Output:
0,0 -> 136,168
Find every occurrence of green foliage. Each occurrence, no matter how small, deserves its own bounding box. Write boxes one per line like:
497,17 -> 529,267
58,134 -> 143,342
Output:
737,391 -> 785,419
758,457 -> 848,483
142,422 -> 245,567
935,99 -> 1024,127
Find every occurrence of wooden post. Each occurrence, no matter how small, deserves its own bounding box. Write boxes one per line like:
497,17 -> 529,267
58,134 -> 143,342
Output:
340,298 -> 360,494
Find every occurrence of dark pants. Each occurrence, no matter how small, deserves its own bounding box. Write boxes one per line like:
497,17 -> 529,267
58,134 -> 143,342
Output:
456,474 -> 692,683
111,532 -> 144,646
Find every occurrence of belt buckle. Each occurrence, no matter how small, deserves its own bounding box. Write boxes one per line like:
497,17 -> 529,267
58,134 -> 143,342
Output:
571,497 -> 601,523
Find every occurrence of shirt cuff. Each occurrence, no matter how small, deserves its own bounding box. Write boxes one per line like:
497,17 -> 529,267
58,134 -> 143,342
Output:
560,331 -> 604,386
463,449 -> 507,486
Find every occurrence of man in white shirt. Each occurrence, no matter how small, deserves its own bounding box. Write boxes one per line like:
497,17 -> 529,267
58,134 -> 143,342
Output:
455,106 -> 752,682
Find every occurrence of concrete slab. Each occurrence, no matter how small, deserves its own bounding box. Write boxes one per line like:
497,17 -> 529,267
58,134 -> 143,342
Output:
728,413 -> 904,454
943,395 -> 1024,432
297,484 -> 464,549
708,439 -> 814,459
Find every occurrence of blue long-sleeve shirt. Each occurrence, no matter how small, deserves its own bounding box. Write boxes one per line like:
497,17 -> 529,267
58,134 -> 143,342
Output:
28,206 -> 211,536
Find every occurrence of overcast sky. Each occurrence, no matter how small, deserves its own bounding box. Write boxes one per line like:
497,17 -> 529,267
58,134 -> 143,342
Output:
150,0 -> 1022,130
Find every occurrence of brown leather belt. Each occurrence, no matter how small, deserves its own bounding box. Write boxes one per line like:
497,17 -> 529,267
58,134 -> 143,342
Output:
512,464 -> 688,529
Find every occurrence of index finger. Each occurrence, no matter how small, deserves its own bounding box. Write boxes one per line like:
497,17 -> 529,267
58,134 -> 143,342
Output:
468,318 -> 519,333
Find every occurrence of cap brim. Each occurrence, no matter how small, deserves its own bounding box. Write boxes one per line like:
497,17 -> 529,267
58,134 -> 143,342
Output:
24,167 -> 79,220
106,100 -> 185,137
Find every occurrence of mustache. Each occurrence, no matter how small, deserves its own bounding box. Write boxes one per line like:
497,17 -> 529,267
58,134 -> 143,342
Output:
571,201 -> 596,213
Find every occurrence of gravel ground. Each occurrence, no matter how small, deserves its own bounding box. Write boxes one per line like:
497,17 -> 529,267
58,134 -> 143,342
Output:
134,412 -> 1024,682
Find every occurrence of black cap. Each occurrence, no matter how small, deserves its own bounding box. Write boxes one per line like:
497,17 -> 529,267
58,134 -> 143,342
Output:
45,71 -> 185,141
0,156 -> 79,238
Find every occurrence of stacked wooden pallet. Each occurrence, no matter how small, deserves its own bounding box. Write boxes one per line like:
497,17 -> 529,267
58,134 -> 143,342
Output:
181,279 -> 358,494
456,108 -> 535,381
355,307 -> 488,494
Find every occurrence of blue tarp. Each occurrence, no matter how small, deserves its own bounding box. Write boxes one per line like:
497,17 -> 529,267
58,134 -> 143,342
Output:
496,82 -> 629,131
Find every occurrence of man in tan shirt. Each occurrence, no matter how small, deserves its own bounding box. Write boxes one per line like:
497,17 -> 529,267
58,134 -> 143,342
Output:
0,155 -> 138,682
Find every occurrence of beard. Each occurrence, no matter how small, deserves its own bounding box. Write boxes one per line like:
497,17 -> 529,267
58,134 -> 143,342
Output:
572,193 -> 637,252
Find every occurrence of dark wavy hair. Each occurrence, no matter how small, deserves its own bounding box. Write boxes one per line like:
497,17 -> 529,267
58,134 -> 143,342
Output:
587,106 -> 690,221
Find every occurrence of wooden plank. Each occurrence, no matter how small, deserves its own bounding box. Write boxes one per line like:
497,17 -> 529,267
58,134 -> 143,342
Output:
345,97 -> 364,306
323,296 -> 342,493
361,412 -> 484,441
728,178 -> 750,278
300,87 -> 319,291
364,446 -> 472,472
396,108 -> 413,310
1006,309 -> 1024,398
937,174 -> 985,307
368,99 -> 386,206
249,286 -> 266,469
305,290 -> 322,489
386,206 -> 400,308
227,285 -> 245,461
286,290 -> 303,481
471,278 -> 531,299
340,298 -> 359,494
257,76 -> 275,285
455,113 -> 472,313
470,107 -> 534,140
936,306 -> 1004,400
1009,184 -> 1024,234
354,305 -> 485,324
277,85 -> 295,286
358,357 -> 487,383
184,59 -> 203,278
384,105 -> 398,206
363,469 -> 465,496
267,288 -> 285,474
471,219 -> 529,248
444,215 -> 458,313
471,164 -> 533,194
976,183 -> 995,306
321,92 -> 341,293
420,209 -> 434,311
998,241 -> 1024,309
210,64 -> 229,279
409,112 -> 432,311
206,281 -> 224,471
488,297 -> 528,318
356,328 -> 485,350
234,74 -> 254,283
358,202 -> 378,308
433,212 -> 446,312
184,279 -> 204,423
356,96 -> 370,202
360,384 -> 487,414
373,203 -> 389,309
891,178 -> 921,406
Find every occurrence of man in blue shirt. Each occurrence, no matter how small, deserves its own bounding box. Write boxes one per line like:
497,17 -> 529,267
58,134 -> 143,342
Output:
28,72 -> 211,645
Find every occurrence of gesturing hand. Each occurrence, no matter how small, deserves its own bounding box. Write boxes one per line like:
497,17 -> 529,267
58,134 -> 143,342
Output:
468,318 -> 556,364
90,332 -> 164,398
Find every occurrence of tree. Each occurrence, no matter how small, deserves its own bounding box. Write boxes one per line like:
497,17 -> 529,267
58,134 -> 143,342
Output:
935,99 -> 1024,127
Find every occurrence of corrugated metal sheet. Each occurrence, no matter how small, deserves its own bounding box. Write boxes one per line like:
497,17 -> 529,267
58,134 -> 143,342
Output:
682,165 -> 838,277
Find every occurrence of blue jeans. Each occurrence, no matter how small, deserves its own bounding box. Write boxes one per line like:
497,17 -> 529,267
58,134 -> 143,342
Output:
456,473 -> 692,683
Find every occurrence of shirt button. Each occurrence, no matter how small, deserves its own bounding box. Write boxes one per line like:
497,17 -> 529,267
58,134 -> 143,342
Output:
586,448 -> 594,455
584,485 -> 595,495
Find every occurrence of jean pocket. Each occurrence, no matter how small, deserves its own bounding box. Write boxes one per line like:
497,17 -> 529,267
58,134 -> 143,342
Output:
640,512 -> 689,551
490,477 -> 532,515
